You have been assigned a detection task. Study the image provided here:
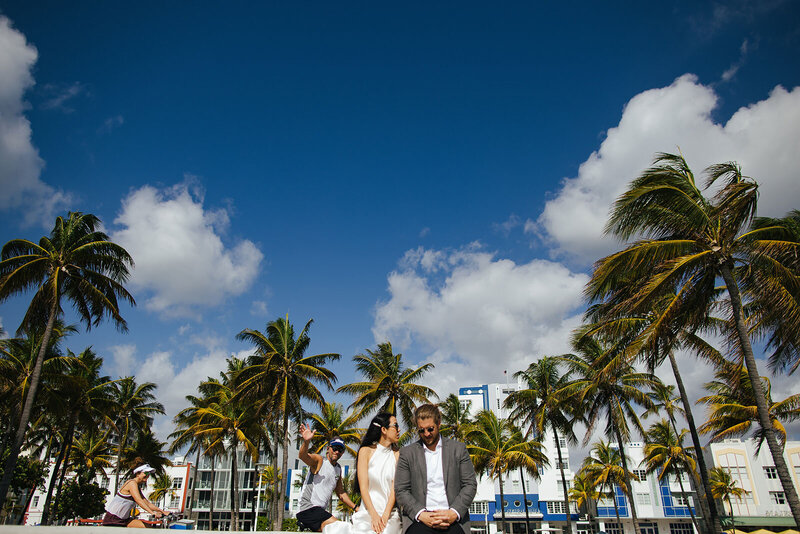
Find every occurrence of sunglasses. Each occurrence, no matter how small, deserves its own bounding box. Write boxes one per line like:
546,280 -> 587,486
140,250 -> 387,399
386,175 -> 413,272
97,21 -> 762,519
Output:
387,423 -> 400,430
330,445 -> 345,453
417,426 -> 437,435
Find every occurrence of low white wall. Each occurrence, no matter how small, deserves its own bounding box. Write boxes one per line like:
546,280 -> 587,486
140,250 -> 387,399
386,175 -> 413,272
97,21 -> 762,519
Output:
0,528 -> 289,533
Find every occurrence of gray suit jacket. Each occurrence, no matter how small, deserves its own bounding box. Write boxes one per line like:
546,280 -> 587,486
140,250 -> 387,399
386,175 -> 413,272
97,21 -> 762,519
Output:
394,437 -> 478,533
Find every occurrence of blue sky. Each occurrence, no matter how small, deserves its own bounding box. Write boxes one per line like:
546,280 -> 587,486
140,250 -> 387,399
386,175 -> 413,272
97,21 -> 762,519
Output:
1,1 -> 799,441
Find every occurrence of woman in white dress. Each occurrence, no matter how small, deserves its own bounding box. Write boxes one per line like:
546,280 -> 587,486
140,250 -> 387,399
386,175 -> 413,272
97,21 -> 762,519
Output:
324,412 -> 402,534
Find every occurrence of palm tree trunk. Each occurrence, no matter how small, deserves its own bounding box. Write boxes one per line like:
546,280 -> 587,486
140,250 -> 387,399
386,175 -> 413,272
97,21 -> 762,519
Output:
666,351 -> 719,534
675,472 -> 700,534
519,467 -> 531,534
271,435 -> 280,530
720,263 -> 800,526
114,422 -> 130,493
278,412 -> 290,529
52,416 -> 77,523
188,448 -> 200,519
42,422 -> 71,525
553,428 -> 572,534
498,472 -> 506,534
210,455 -> 216,531
0,300 -> 58,509
612,425 -> 638,534
231,444 -> 239,532
610,484 -> 621,529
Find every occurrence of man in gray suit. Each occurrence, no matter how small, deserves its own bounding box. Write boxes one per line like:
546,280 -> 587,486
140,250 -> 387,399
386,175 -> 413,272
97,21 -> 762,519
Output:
395,404 -> 478,534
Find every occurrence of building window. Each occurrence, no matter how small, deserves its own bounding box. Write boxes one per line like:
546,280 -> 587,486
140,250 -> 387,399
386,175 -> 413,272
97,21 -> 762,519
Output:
673,494 -> 692,507
636,493 -> 651,506
771,492 -> 787,505
513,500 -> 521,507
639,522 -> 658,534
556,461 -> 570,470
169,495 -> 181,508
632,470 -> 647,480
502,500 -> 508,507
547,501 -> 567,514
172,477 -> 183,489
33,496 -> 39,508
555,437 -> 568,449
100,477 -> 110,489
469,501 -> 489,515
764,466 -> 778,479
527,500 -> 533,507
605,523 -> 623,534
669,523 -> 693,534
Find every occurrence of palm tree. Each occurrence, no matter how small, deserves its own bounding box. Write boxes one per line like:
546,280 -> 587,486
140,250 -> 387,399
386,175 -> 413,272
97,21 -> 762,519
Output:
580,440 -> 637,528
69,428 -> 115,481
585,153 -> 800,524
193,357 -> 264,532
557,333 -> 656,533
439,393 -> 473,441
308,402 -> 362,457
0,212 -> 135,508
569,471 -> 600,528
643,420 -> 700,532
708,467 -> 746,524
149,472 -> 174,510
44,347 -> 116,524
506,357 -> 576,534
236,315 -> 340,529
0,322 -> 75,453
467,410 -> 548,534
110,377 -> 165,492
120,428 -> 172,475
338,341 -> 437,429
698,360 -> 800,451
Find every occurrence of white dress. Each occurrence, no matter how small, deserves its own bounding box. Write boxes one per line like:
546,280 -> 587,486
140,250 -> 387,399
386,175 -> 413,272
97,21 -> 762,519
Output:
324,444 -> 402,534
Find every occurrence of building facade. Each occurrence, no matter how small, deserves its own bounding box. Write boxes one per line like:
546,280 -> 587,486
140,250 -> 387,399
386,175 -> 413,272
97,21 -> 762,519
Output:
709,438 -> 800,531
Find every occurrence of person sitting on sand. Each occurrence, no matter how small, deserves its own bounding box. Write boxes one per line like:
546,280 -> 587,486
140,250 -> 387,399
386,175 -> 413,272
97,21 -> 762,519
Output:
102,464 -> 168,528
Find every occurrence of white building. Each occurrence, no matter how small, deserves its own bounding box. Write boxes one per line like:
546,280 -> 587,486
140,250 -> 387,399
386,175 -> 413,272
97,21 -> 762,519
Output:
459,382 -> 580,534
594,442 -> 699,534
709,438 -> 800,531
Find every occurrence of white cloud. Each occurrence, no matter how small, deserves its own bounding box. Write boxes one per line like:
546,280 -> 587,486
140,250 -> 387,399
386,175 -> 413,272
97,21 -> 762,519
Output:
250,300 -> 268,316
108,344 -> 138,378
111,183 -> 264,318
537,75 -> 800,264
132,345 -> 256,440
492,214 -> 522,236
373,245 -> 589,398
721,39 -> 751,82
99,114 -> 124,134
0,16 -> 70,227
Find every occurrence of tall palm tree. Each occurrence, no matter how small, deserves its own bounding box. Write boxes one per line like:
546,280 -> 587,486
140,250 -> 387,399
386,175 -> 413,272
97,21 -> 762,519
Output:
338,341 -> 437,428
0,212 -> 135,508
697,360 -> 800,451
584,295 -> 721,534
236,315 -> 340,529
708,467 -> 746,521
506,357 -> 577,534
110,377 -> 165,491
439,393 -> 473,442
579,440 -> 636,528
557,333 -> 656,533
643,420 -> 699,532
0,322 -> 75,452
308,402 -> 362,457
44,347 -> 115,525
193,358 -> 264,532
586,153 -> 800,524
120,428 -> 173,475
467,410 -> 548,534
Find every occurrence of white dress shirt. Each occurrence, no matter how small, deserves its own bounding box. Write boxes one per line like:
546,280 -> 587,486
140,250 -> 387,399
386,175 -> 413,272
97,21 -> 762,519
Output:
415,437 -> 460,521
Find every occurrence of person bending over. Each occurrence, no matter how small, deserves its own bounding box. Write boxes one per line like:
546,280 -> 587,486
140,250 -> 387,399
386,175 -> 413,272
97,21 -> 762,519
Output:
102,464 -> 167,528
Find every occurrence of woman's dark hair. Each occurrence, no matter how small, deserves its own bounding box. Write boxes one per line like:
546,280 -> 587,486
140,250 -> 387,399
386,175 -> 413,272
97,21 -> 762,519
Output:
353,412 -> 394,495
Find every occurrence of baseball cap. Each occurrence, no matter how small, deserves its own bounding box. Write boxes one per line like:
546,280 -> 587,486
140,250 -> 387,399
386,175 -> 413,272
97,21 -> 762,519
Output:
329,438 -> 345,449
134,464 -> 156,474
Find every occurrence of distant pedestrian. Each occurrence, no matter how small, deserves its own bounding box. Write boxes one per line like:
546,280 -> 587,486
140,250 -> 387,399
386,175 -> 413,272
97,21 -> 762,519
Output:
102,464 -> 168,528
